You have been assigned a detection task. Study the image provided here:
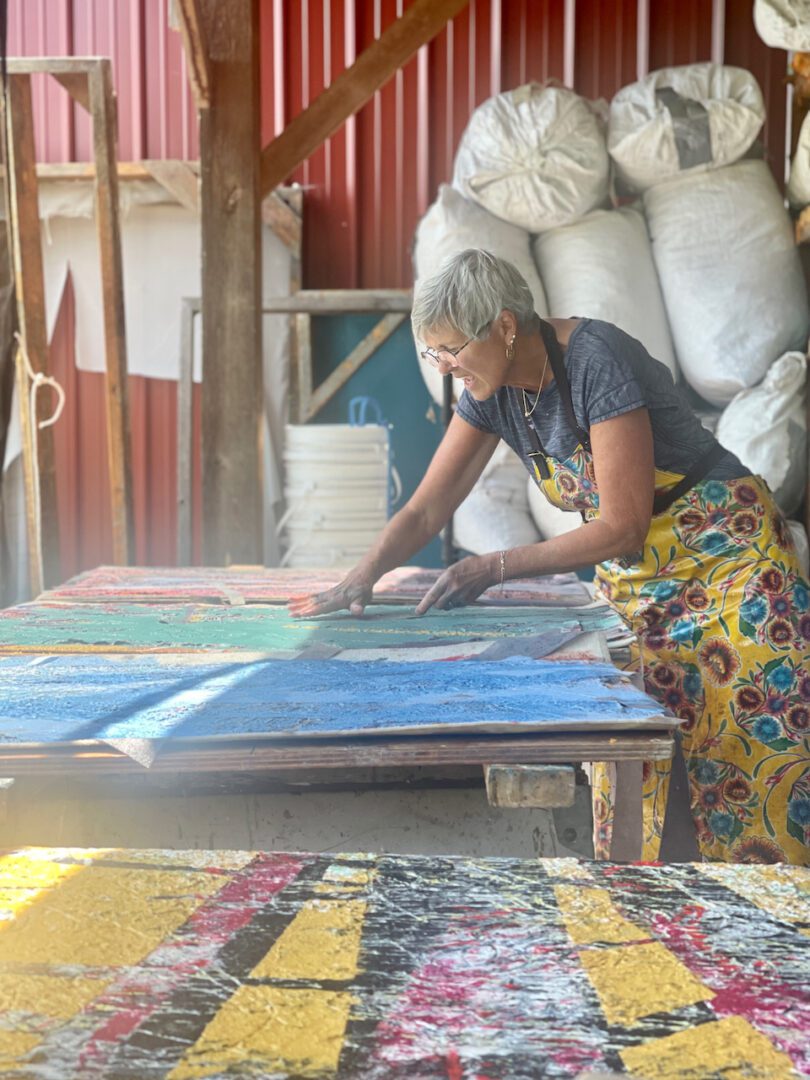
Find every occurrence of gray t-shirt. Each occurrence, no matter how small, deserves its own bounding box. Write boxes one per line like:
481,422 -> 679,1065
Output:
456,319 -> 748,481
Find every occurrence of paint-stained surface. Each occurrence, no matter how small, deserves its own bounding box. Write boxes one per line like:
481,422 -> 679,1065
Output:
0,849 -> 806,1078
0,655 -> 672,744
0,602 -> 622,654
40,566 -> 592,608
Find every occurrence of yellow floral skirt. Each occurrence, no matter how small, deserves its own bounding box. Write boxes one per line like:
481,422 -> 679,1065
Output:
592,475 -> 810,865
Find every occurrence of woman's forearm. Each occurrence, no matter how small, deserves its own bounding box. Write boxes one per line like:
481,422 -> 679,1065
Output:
499,517 -> 645,581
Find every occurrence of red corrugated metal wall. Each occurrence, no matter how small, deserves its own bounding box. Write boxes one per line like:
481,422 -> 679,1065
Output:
6,0 -> 791,579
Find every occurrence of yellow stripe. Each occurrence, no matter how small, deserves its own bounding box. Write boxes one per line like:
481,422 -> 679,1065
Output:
0,848 -> 111,924
699,864 -> 810,927
251,899 -> 366,981
620,1015 -> 797,1078
168,986 -> 352,1079
0,1030 -> 41,1064
554,885 -> 648,945
0,972 -> 109,1019
0,865 -> 226,967
580,941 -> 714,1026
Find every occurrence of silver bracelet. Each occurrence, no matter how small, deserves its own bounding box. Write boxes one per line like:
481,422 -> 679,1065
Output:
498,549 -> 506,592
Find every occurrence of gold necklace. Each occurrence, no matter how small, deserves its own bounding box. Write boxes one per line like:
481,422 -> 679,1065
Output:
522,351 -> 550,419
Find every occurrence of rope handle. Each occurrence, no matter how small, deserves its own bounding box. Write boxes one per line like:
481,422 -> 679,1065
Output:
14,332 -> 66,593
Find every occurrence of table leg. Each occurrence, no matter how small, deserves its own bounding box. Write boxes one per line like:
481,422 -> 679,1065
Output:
609,759 -> 643,861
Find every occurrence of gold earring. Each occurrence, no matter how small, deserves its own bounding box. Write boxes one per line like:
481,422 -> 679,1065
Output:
506,334 -> 516,363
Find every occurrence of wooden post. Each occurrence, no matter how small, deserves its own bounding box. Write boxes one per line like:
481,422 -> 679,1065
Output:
199,0 -> 262,564
176,298 -> 198,565
3,75 -> 60,592
88,61 -> 134,566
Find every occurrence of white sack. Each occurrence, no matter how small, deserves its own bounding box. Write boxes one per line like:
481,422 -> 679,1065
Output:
413,185 -> 548,405
644,160 -> 809,407
609,64 -> 765,193
788,110 -> 810,208
453,443 -> 540,554
526,477 -> 581,541
531,205 -> 678,378
452,83 -> 610,231
788,520 -> 810,576
715,351 -> 807,516
754,0 -> 810,49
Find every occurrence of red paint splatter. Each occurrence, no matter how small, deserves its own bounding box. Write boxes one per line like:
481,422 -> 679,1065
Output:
650,905 -> 810,1071
445,1047 -> 464,1080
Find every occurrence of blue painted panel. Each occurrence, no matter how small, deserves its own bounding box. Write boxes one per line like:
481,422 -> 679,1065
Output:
0,655 -> 670,744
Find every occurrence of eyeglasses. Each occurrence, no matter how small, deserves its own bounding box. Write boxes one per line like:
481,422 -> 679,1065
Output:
420,338 -> 474,369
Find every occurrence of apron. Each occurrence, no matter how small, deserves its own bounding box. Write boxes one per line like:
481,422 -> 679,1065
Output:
527,320 -> 810,865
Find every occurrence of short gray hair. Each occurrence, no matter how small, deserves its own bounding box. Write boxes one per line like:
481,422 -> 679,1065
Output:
411,248 -> 536,343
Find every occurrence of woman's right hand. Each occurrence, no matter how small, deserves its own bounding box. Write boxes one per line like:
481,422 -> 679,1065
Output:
287,572 -> 375,619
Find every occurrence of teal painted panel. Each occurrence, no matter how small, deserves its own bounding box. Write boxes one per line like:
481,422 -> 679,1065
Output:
0,602 -> 623,653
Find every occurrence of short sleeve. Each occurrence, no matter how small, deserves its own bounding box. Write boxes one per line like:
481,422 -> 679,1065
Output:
456,388 -> 497,434
577,327 -> 647,426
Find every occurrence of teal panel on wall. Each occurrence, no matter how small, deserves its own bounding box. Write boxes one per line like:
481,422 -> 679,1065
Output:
309,316 -> 444,568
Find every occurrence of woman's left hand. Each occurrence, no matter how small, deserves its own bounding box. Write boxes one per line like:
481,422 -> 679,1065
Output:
414,553 -> 497,615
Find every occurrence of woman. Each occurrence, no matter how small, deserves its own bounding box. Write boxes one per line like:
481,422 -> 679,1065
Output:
291,249 -> 810,865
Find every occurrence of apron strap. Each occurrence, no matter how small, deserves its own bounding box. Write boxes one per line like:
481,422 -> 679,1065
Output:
652,442 -> 730,516
538,319 -> 591,452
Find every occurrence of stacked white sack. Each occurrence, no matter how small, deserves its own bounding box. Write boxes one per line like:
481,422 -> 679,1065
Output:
412,184 -> 548,405
532,206 -> 678,379
715,352 -> 807,517
643,160 -> 809,407
609,64 -> 764,193
754,0 -> 810,49
526,478 -> 581,541
453,443 -> 541,555
788,111 -> 810,208
453,83 -> 610,231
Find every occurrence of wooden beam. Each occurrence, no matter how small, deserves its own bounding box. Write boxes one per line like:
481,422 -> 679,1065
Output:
143,159 -> 199,213
307,312 -> 406,420
484,765 -> 576,809
0,731 -> 677,777
7,58 -> 98,77
4,75 -> 60,592
263,289 -> 412,314
51,72 -> 90,113
200,0 -> 262,564
260,0 -> 469,196
88,61 -> 134,565
261,190 -> 301,254
32,161 -> 200,182
292,313 -> 312,424
173,0 -> 212,109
